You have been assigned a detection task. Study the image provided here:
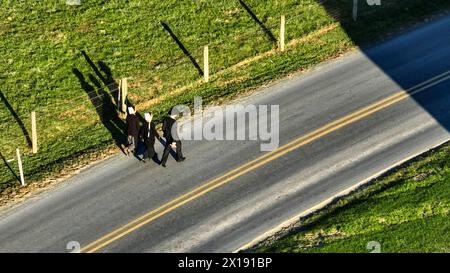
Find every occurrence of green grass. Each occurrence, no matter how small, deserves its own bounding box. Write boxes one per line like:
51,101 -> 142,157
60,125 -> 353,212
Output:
1,0 -> 450,190
254,144 -> 450,253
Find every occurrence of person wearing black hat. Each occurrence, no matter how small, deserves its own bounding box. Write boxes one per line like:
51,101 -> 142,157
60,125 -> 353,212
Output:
160,110 -> 185,167
140,112 -> 160,163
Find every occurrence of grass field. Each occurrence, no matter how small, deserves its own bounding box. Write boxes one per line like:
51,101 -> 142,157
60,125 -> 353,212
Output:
1,0 -> 450,190
254,143 -> 450,253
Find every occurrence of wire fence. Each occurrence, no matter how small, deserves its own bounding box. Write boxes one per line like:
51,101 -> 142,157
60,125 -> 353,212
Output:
0,1 -> 411,127
0,1 -> 406,136
0,0 -> 431,185
0,1 -> 355,127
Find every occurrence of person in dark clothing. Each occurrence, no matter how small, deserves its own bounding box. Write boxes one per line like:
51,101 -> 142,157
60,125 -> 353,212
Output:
140,112 -> 160,163
126,107 -> 140,156
160,110 -> 185,167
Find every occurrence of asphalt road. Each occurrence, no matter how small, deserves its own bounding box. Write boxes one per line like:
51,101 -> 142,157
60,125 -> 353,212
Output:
2,15 -> 450,253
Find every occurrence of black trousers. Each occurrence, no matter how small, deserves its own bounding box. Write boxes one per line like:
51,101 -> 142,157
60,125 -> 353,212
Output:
143,142 -> 157,160
127,135 -> 138,153
161,140 -> 183,165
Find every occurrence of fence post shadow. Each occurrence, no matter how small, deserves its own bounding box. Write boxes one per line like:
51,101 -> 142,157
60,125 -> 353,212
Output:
238,0 -> 277,45
0,151 -> 20,184
0,91 -> 32,148
161,22 -> 204,77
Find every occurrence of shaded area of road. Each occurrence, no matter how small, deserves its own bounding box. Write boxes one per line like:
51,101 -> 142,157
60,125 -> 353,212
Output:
319,0 -> 450,134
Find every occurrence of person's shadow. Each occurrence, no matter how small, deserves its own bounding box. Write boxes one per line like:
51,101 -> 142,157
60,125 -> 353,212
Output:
73,59 -> 126,154
74,50 -> 172,161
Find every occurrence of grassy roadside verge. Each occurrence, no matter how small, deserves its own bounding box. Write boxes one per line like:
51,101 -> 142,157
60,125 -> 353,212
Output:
1,0 -> 450,198
253,143 -> 450,253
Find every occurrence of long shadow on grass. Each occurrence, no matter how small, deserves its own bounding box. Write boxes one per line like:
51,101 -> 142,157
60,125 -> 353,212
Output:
0,90 -> 32,148
80,51 -> 146,121
74,51 -> 155,156
73,57 -> 128,155
316,0 -> 450,133
238,0 -> 277,45
0,151 -> 20,184
81,50 -> 120,105
161,22 -> 204,77
72,67 -> 125,154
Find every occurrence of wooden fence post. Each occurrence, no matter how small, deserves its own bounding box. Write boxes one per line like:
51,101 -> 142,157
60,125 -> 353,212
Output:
280,15 -> 285,52
31,111 -> 37,154
353,0 -> 359,21
120,78 -> 128,113
16,148 -> 25,186
117,79 -> 122,112
204,46 -> 209,82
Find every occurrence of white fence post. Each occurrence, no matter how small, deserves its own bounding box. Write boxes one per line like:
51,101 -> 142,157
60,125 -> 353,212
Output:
16,148 -> 25,186
31,111 -> 38,154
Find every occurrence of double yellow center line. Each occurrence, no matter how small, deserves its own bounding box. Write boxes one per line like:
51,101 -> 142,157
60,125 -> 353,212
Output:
81,70 -> 450,253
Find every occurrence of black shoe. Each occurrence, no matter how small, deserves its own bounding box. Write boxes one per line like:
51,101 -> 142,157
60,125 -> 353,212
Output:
153,153 -> 159,162
177,156 -> 186,162
161,163 -> 166,168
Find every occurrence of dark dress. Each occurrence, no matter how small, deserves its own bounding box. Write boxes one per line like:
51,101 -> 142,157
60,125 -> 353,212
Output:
126,114 -> 140,151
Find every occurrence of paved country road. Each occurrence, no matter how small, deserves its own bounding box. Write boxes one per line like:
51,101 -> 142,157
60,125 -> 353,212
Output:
2,15 -> 450,253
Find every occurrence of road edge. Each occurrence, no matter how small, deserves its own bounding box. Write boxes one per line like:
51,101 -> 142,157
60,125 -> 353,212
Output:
234,138 -> 450,253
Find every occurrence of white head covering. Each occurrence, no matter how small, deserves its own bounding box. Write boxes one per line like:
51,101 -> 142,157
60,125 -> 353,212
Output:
128,107 -> 135,115
144,112 -> 152,122
144,113 -> 152,138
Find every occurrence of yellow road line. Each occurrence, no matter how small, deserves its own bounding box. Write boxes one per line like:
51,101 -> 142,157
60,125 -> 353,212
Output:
81,92 -> 398,252
81,70 -> 450,253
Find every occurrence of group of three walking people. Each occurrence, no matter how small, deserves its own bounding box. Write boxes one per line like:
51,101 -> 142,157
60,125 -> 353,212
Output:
125,107 -> 185,168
